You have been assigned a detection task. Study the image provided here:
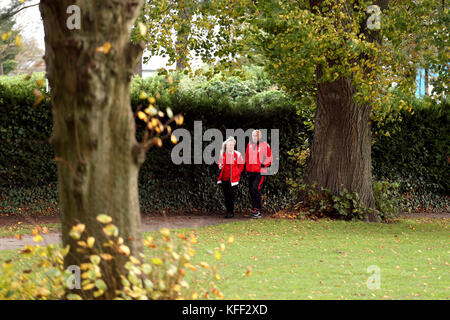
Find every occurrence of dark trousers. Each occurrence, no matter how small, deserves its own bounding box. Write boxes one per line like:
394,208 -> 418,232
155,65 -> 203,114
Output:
248,172 -> 264,210
221,181 -> 236,214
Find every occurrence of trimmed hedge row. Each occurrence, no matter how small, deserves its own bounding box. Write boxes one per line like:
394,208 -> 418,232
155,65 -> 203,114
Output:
0,72 -> 448,215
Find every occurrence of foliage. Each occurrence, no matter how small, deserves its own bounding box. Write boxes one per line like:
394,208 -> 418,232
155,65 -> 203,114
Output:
0,73 -> 52,188
287,178 -> 426,221
0,215 -> 225,300
0,6 -> 22,75
287,182 -> 376,221
373,180 -> 401,220
372,96 -> 450,196
1,72 -> 448,216
0,184 -> 58,216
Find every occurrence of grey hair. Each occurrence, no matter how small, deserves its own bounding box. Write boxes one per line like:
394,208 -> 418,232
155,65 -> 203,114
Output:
221,136 -> 236,154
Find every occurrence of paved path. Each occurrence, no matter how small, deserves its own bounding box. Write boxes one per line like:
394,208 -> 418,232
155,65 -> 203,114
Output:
0,216 -> 246,251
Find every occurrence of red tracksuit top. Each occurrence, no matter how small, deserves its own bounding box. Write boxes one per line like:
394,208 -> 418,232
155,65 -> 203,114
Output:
245,141 -> 273,174
217,150 -> 244,186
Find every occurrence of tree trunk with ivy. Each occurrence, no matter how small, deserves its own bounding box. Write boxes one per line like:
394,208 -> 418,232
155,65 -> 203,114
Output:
40,0 -> 145,298
305,0 -> 389,222
304,72 -> 378,221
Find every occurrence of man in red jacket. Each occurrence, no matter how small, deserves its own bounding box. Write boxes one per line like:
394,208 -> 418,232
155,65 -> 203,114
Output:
245,130 -> 273,219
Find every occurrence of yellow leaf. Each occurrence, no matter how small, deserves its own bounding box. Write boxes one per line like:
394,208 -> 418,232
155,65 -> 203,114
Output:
138,22 -> 147,37
145,105 -> 157,116
130,256 -> 140,264
174,114 -> 184,125
87,237 -> 95,248
96,214 -> 112,224
153,137 -> 163,147
15,35 -> 22,47
170,134 -> 178,144
227,235 -> 234,244
118,244 -> 130,256
32,226 -> 39,236
102,224 -> 118,237
95,42 -> 111,54
36,287 -> 50,297
90,255 -> 101,265
159,227 -> 170,236
35,79 -> 45,88
148,96 -> 156,104
1,32 -> 11,41
166,107 -> 173,118
137,111 -> 147,121
33,235 -> 44,242
83,283 -> 95,291
100,253 -> 114,261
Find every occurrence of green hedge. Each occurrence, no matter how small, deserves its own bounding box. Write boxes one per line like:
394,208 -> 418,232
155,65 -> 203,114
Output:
0,72 -> 448,215
372,97 -> 450,210
134,73 -> 308,213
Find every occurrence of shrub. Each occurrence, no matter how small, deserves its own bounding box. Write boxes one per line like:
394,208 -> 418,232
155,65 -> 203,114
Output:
0,215 -> 225,300
373,180 -> 402,220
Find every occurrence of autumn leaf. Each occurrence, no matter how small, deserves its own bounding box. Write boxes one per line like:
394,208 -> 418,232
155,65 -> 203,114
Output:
32,89 -> 44,107
96,42 -> 112,54
33,235 -> 44,242
96,214 -> 112,224
138,22 -> 147,37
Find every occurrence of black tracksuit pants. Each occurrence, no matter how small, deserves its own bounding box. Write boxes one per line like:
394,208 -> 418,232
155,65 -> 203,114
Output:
221,181 -> 236,215
248,172 -> 264,210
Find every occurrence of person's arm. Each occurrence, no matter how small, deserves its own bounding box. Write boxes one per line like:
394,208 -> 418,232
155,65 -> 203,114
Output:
261,143 -> 273,169
218,153 -> 224,170
237,152 -> 244,174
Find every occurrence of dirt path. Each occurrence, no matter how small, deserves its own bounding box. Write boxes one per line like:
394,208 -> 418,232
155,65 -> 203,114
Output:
0,216 -> 246,251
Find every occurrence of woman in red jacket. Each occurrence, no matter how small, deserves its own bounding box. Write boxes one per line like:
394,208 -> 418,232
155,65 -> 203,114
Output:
245,130 -> 273,219
217,136 -> 244,218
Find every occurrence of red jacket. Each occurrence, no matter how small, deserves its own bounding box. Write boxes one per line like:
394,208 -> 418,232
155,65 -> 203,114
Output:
217,150 -> 244,186
245,141 -> 273,174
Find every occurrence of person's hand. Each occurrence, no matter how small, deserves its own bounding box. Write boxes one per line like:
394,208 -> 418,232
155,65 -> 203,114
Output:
219,164 -> 223,169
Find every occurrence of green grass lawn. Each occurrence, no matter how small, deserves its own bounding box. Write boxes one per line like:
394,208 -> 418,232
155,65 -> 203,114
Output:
1,218 -> 448,299
187,218 -> 449,300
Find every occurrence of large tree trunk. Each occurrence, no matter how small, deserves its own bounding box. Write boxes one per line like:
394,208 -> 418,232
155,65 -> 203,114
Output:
40,0 -> 145,298
305,0 -> 389,222
305,74 -> 379,222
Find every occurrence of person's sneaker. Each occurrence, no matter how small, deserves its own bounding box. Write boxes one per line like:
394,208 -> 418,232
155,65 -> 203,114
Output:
251,210 -> 262,219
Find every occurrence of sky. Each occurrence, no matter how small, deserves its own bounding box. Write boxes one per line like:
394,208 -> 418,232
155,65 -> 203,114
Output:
0,0 -> 172,72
